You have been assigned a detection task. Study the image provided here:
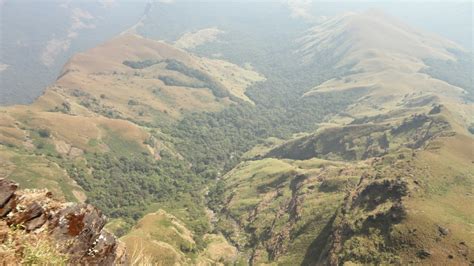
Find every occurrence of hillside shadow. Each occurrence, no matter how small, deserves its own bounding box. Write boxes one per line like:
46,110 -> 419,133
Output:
301,213 -> 337,266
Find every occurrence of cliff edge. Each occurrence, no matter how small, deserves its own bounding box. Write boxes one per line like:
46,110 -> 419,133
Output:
0,178 -> 126,264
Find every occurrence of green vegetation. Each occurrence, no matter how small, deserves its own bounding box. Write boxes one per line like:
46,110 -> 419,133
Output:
76,91 -> 122,119
123,59 -> 162,69
2,227 -> 69,265
267,113 -> 451,161
207,157 -> 361,264
157,26 -> 364,176
2,5 -> 473,265
37,129 -> 51,138
166,90 -> 360,176
31,131 -> 58,157
2,148 -> 81,202
106,218 -> 132,238
52,102 -> 71,114
66,152 -> 200,220
422,49 -> 474,101
164,59 -> 231,98
21,238 -> 68,265
128,99 -> 140,106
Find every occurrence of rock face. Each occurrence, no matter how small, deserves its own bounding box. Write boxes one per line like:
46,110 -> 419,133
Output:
0,178 -> 126,264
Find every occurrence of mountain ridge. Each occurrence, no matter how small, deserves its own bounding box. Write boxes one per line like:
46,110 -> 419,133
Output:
298,11 -> 473,131
0,8 -> 472,265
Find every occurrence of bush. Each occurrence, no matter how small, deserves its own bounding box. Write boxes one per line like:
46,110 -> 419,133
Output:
38,129 -> 51,138
468,124 -> 474,134
164,59 -> 230,98
123,59 -> 162,69
128,99 -> 140,106
19,234 -> 68,265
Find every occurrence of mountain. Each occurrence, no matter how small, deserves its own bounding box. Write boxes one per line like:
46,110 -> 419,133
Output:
298,10 -> 461,62
0,7 -> 473,265
299,11 -> 472,127
207,11 -> 474,265
0,23 -> 266,264
0,0 -> 146,105
227,105 -> 473,264
32,33 -> 263,126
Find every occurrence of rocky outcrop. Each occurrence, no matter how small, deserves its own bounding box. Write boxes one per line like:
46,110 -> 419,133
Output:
0,178 -> 126,264
319,172 -> 409,265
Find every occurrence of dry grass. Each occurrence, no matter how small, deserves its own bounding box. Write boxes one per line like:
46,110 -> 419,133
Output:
44,33 -> 263,122
299,11 -> 468,125
128,241 -> 154,266
0,223 -> 68,265
120,210 -> 195,265
174,27 -> 223,50
1,106 -> 151,154
383,133 -> 474,264
0,147 -> 86,202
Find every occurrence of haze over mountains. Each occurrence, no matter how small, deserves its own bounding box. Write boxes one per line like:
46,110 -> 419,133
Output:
0,0 -> 145,104
0,1 -> 473,265
300,11 -> 473,126
1,1 -> 472,105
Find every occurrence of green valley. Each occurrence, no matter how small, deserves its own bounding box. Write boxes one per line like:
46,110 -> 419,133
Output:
0,2 -> 473,265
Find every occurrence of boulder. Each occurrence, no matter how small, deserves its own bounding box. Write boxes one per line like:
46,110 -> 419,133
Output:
0,178 -> 127,264
417,249 -> 431,259
438,225 -> 449,236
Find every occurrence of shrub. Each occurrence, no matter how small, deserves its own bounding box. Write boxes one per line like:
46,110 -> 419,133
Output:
128,99 -> 140,106
468,124 -> 474,134
22,239 -> 68,265
38,129 -> 51,138
123,59 -> 162,69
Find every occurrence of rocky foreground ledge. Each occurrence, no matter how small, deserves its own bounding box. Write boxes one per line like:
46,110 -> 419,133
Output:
0,178 -> 126,264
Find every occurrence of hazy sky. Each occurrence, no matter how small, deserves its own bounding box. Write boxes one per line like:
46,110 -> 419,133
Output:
148,0 -> 473,50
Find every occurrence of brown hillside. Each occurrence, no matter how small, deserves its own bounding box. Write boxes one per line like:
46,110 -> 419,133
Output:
34,33 -> 263,123
300,11 -> 472,128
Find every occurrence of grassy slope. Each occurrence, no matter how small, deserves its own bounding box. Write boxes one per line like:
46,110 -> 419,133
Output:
0,10 -> 472,265
120,209 -> 238,265
0,31 -> 249,205
0,146 -> 85,203
212,106 -> 473,265
300,11 -> 473,130
399,133 -> 474,264
212,157 -> 365,264
37,33 -> 263,125
0,32 -> 265,264
0,103 -> 163,205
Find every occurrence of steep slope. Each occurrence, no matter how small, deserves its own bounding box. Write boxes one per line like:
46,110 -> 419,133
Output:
0,30 -> 265,265
35,33 -> 263,124
266,106 -> 452,161
119,209 -> 238,265
300,11 -> 473,128
0,106 -> 157,203
0,178 -> 126,264
208,11 -> 474,265
0,1 -> 146,105
214,107 -> 473,265
0,30 -> 264,218
313,121 -> 474,265
210,157 -> 364,264
1,8 -> 472,265
298,10 -> 461,63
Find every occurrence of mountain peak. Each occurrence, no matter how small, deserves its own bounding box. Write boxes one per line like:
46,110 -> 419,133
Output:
300,10 -> 470,125
298,10 -> 462,65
